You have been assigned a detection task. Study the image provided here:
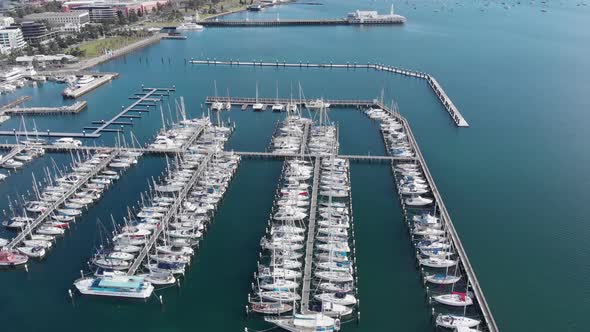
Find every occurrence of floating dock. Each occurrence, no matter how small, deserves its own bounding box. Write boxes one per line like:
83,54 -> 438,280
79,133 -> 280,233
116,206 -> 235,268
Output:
206,96 -> 375,108
193,59 -> 468,127
2,101 -> 88,115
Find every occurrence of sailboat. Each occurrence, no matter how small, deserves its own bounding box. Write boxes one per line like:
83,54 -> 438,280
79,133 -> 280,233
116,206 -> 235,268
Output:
272,82 -> 284,112
211,81 -> 224,111
253,82 -> 264,111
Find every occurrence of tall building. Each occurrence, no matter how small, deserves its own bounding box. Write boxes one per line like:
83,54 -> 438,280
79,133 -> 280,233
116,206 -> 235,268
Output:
72,5 -> 117,22
23,11 -> 90,32
16,21 -> 58,45
0,28 -> 26,54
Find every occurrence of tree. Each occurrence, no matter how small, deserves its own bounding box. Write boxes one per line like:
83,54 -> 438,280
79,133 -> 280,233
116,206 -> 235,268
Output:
117,11 -> 127,25
55,35 -> 67,49
128,9 -> 138,23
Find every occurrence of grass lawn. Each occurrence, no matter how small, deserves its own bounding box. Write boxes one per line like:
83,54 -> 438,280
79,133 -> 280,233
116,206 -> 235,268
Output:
74,36 -> 144,59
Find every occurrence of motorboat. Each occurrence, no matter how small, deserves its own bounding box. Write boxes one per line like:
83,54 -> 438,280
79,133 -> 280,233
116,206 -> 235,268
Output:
176,22 -> 204,30
53,137 -> 82,147
17,246 -> 46,258
305,99 -> 331,110
138,271 -> 176,285
74,273 -> 154,299
405,195 -> 433,206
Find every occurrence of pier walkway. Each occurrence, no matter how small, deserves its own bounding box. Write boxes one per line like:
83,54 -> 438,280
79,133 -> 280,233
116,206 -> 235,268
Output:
0,145 -> 26,164
0,143 -> 414,162
300,157 -> 321,313
0,96 -> 32,110
194,60 -> 468,127
300,122 -> 310,155
87,87 -> 175,135
127,152 -> 213,275
381,105 -> 496,331
5,151 -> 118,250
206,96 -> 375,108
197,18 -> 404,27
2,101 -> 88,115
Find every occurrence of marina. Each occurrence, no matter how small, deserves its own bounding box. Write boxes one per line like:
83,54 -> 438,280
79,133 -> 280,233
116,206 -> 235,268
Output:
1,1 -> 583,331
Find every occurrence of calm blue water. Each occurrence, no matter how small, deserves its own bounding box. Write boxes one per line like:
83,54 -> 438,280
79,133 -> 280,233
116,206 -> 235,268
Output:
1,0 -> 589,330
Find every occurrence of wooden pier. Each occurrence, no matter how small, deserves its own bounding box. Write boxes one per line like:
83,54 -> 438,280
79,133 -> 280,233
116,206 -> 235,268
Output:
5,151 -> 118,250
127,151 -> 213,275
2,101 -> 88,115
193,60 -> 468,127
300,157 -> 321,313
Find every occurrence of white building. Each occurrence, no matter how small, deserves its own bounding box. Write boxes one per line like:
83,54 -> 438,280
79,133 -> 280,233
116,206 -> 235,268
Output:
0,28 -> 26,54
0,16 -> 15,28
23,11 -> 90,32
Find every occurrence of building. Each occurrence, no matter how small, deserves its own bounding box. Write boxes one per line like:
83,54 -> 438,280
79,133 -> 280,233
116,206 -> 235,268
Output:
0,28 -> 26,54
72,5 -> 117,22
16,54 -> 79,67
23,11 -> 90,32
63,1 -> 170,16
15,21 -> 58,45
0,16 -> 15,28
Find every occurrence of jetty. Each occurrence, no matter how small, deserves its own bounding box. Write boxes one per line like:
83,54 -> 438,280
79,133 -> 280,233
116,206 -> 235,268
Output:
300,157 -> 321,312
0,145 -> 26,164
2,101 -> 88,115
193,59 -> 468,127
197,18 -> 403,27
4,151 -> 118,250
206,96 -> 375,108
62,73 -> 118,99
0,96 -> 32,110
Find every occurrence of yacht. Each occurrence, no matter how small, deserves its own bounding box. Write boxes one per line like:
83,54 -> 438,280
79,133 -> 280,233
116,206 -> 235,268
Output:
74,274 -> 154,299
436,314 -> 481,329
74,75 -> 95,88
305,99 -> 331,110
177,22 -> 204,30
53,137 -> 83,147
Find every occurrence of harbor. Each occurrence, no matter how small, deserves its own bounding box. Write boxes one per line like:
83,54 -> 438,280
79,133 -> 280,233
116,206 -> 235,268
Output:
1,1 -> 584,331
0,94 -> 494,330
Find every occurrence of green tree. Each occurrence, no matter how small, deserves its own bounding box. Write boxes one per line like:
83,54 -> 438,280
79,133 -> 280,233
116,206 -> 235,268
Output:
117,11 -> 127,25
128,9 -> 138,23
